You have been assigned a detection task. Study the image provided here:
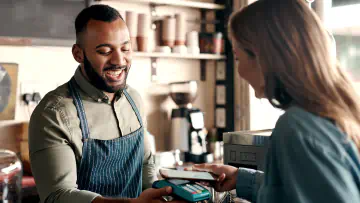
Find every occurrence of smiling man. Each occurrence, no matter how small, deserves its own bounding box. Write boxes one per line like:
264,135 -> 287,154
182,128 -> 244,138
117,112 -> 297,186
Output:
29,5 -> 182,203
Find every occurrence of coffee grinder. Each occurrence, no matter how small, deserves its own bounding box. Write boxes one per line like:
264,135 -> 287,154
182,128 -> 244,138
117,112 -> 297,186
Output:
169,81 -> 213,163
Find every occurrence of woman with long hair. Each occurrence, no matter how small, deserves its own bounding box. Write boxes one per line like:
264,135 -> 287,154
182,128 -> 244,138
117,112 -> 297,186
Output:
191,0 -> 360,202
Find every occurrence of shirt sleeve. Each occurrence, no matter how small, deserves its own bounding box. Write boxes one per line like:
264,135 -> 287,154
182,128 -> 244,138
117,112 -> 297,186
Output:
142,129 -> 157,190
140,96 -> 156,190
29,105 -> 100,203
271,120 -> 360,203
236,167 -> 264,201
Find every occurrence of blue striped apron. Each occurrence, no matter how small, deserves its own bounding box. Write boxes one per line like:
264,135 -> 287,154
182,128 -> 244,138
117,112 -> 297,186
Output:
68,78 -> 144,198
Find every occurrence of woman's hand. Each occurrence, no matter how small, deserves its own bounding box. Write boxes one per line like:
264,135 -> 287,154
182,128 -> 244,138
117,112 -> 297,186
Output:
190,164 -> 239,192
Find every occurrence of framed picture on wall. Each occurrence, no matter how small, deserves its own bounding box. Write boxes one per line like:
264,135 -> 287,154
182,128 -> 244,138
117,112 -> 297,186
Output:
0,63 -> 18,120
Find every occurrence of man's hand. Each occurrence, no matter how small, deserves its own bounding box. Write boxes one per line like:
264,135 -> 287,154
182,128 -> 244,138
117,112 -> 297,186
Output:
93,187 -> 187,203
133,187 -> 185,203
189,164 -> 238,192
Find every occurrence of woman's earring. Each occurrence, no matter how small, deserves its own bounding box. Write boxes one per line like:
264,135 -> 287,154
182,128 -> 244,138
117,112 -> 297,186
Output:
271,98 -> 281,106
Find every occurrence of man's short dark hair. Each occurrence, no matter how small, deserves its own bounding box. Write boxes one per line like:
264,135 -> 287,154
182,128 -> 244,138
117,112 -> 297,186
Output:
75,4 -> 124,44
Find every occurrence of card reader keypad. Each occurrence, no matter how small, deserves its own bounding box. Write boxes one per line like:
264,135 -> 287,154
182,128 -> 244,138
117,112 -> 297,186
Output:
152,180 -> 211,202
182,184 -> 207,194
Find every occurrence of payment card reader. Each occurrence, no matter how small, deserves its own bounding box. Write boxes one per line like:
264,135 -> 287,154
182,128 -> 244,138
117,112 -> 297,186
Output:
152,179 -> 211,202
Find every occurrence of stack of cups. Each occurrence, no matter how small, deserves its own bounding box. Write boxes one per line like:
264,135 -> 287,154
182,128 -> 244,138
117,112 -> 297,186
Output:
186,31 -> 200,54
162,16 -> 176,48
173,14 -> 187,54
137,13 -> 151,52
175,14 -> 186,46
126,11 -> 138,50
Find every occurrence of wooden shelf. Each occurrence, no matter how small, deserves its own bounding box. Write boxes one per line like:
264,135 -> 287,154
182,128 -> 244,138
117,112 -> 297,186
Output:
134,52 -> 226,60
99,0 -> 225,10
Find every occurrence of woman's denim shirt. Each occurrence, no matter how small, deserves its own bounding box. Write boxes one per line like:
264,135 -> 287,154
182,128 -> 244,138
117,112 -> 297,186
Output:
236,106 -> 360,203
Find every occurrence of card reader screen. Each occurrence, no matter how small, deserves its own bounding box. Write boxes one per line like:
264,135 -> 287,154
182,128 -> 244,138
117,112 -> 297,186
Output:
168,179 -> 190,185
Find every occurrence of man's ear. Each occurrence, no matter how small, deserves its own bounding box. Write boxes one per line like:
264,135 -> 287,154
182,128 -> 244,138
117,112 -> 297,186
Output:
72,44 -> 84,64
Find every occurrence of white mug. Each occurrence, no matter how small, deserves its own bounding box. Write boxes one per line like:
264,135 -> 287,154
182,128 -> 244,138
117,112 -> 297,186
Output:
186,31 -> 199,48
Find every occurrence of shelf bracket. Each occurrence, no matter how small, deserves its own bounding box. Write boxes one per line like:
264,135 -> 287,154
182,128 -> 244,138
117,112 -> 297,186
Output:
200,9 -> 207,32
200,9 -> 207,81
150,4 -> 160,34
151,57 -> 158,82
200,60 -> 206,81
150,3 -> 158,18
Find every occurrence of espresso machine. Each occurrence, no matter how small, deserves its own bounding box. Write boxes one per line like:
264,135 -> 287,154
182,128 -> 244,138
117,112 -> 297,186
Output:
169,81 -> 213,163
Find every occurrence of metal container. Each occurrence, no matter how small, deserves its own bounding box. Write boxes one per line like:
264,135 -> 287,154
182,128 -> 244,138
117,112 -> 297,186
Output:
223,129 -> 272,171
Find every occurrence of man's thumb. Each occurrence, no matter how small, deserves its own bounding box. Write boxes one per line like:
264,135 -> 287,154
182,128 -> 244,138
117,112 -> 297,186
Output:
150,187 -> 172,198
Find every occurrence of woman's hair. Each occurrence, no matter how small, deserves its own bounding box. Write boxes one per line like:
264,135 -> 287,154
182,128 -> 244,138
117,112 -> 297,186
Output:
229,0 -> 360,152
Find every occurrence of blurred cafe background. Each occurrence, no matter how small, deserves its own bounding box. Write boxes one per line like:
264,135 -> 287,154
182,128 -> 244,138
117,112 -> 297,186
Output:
0,0 -> 359,202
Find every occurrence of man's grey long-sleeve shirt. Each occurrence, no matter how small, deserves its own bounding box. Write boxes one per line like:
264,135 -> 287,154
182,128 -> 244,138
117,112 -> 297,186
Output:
29,68 -> 156,203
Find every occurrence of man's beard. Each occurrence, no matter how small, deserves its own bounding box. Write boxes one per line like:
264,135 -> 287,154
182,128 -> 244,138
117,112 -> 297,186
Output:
83,53 -> 130,93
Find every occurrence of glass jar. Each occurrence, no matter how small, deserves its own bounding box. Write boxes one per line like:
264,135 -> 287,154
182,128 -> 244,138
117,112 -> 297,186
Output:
0,150 -> 22,202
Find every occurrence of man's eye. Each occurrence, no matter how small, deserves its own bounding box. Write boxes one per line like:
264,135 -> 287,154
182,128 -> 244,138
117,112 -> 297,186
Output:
97,51 -> 111,55
122,49 -> 130,52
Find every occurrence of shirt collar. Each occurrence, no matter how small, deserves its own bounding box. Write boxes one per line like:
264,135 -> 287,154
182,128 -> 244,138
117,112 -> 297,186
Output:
74,67 -> 109,102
